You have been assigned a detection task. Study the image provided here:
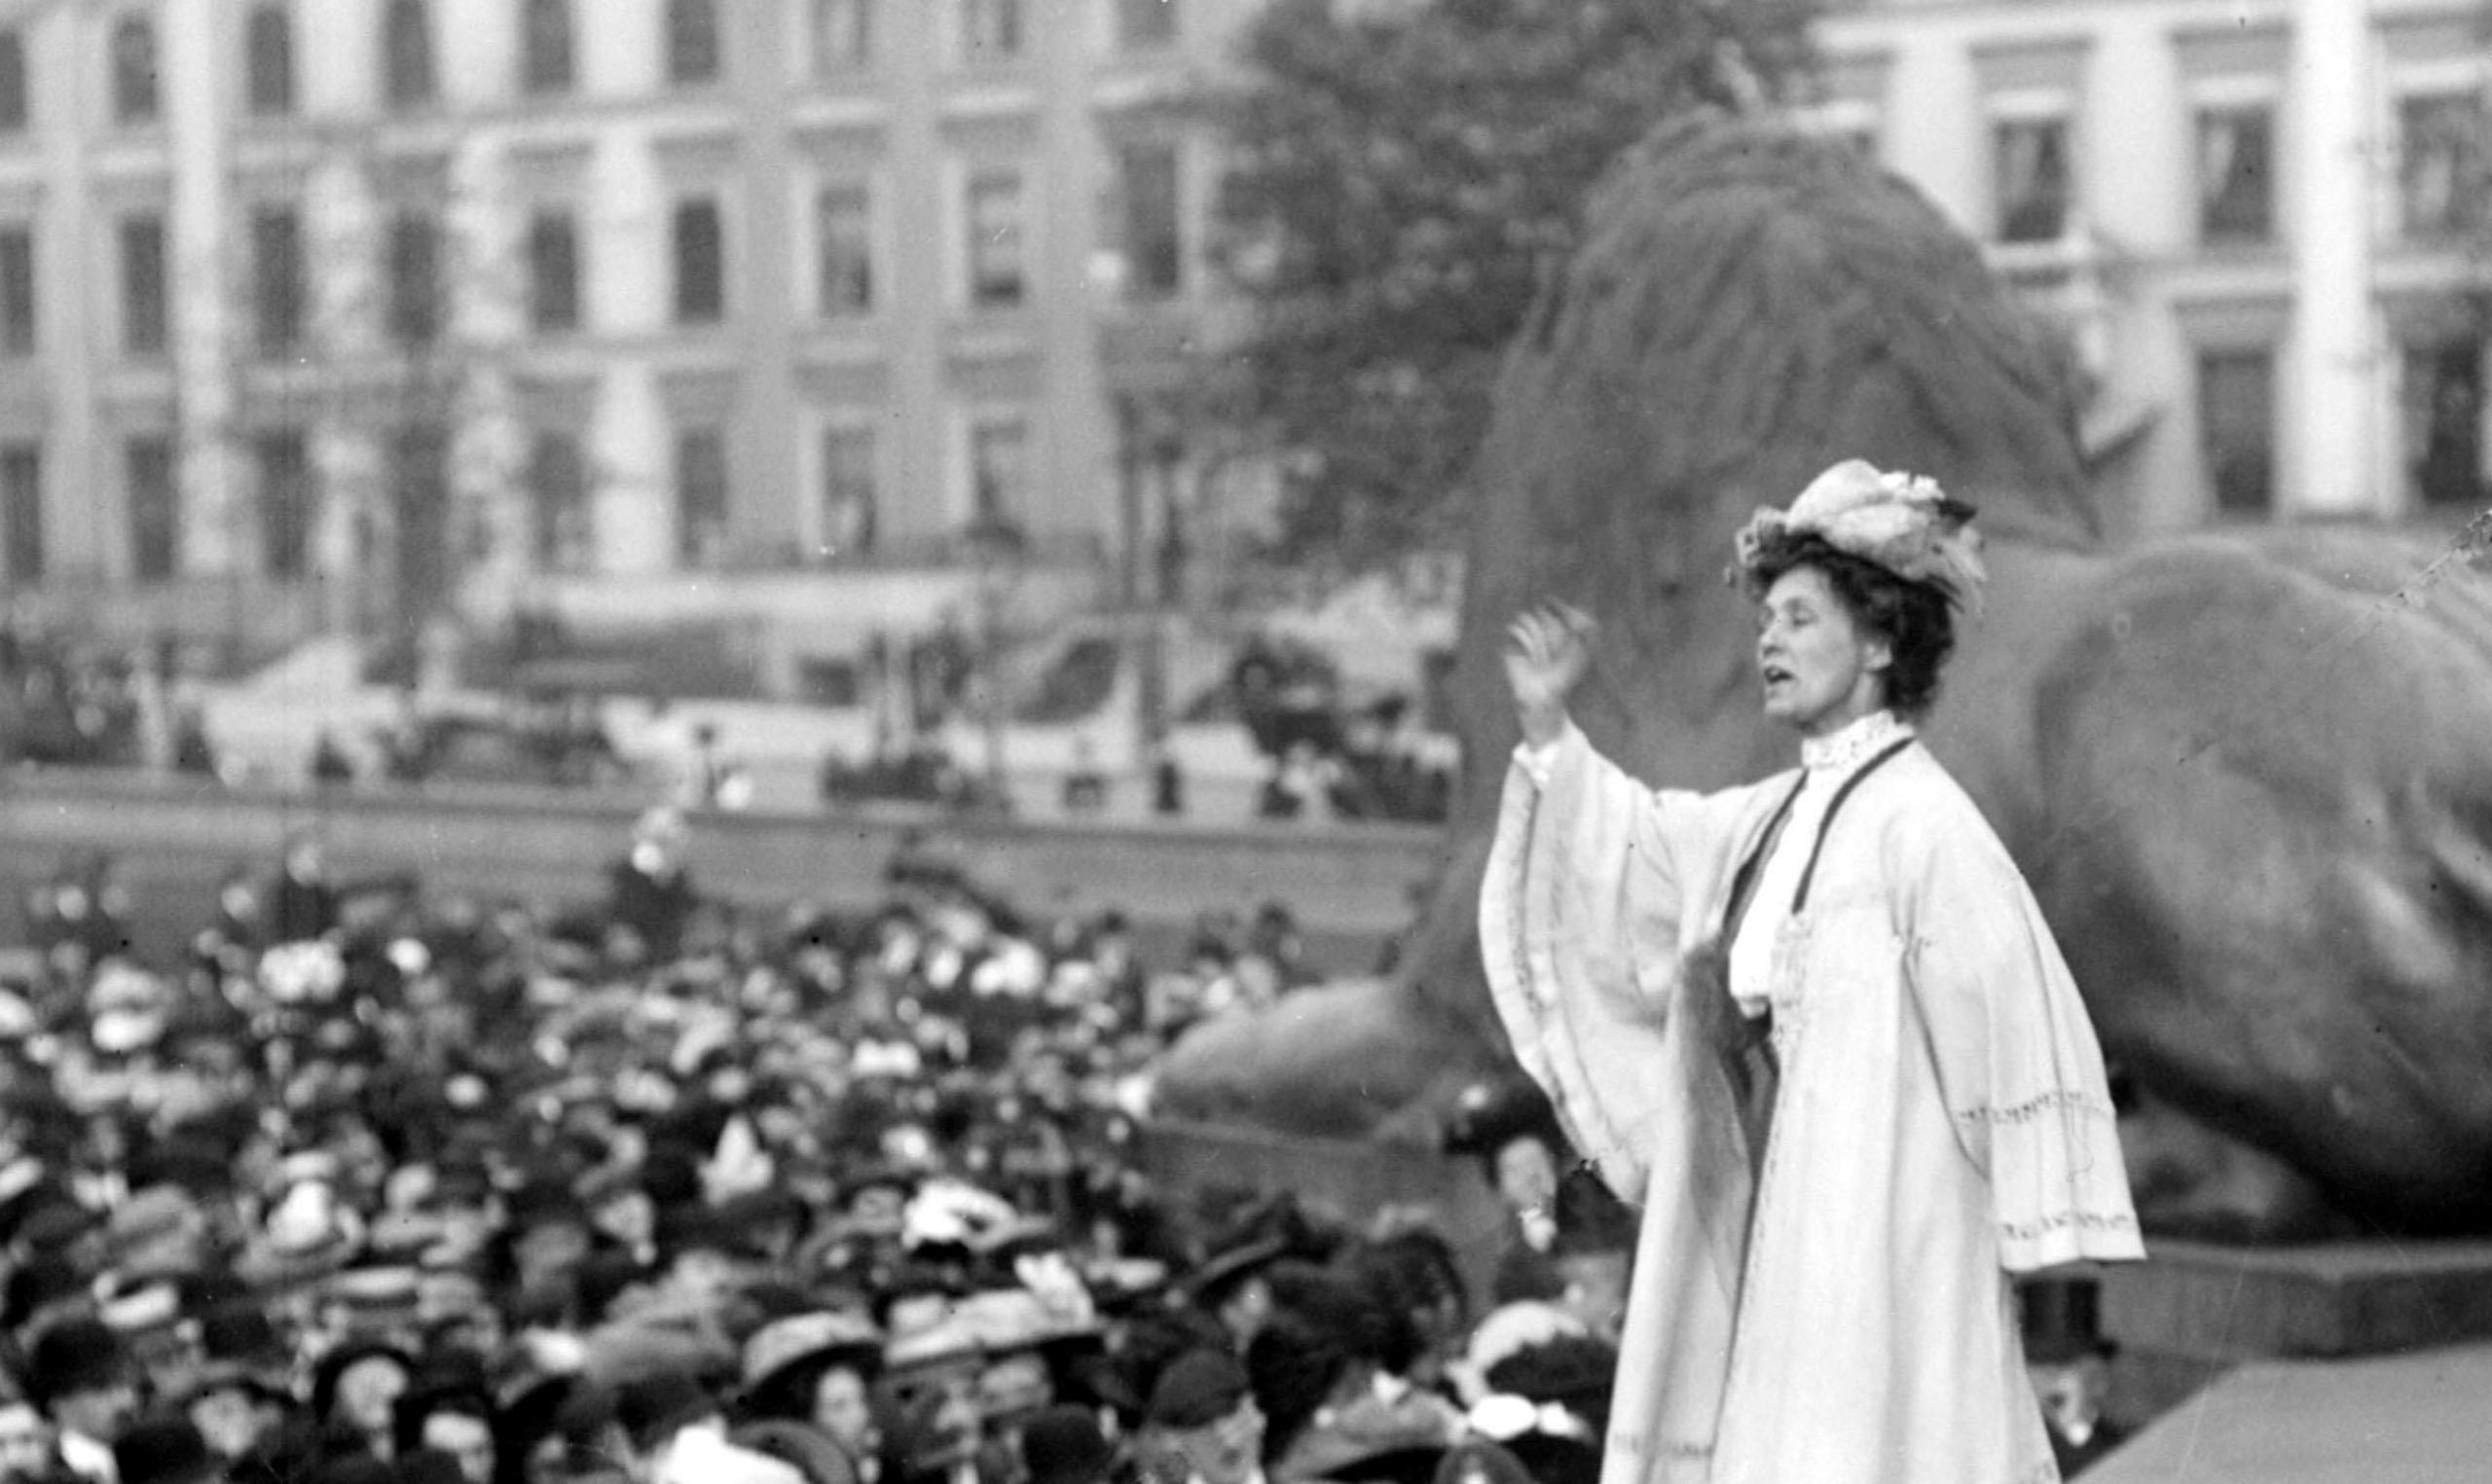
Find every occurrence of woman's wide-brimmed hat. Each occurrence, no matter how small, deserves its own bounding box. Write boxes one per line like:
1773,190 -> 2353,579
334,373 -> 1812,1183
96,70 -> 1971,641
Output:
1730,459 -> 1987,617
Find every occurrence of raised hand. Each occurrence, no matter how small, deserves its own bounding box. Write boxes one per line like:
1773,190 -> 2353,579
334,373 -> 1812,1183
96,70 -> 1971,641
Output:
1505,602 -> 1596,746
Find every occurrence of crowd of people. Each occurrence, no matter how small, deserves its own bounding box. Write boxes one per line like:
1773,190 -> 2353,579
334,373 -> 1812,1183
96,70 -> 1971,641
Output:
0,811 -> 1662,1484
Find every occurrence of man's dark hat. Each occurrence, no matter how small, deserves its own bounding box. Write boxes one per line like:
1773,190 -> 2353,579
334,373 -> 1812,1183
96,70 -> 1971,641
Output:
1431,1441 -> 1536,1484
614,1369 -> 719,1452
1441,1078 -> 1563,1162
112,1412 -> 222,1484
1484,1334 -> 1618,1423
1145,1349 -> 1249,1430
25,1316 -> 128,1403
732,1421 -> 861,1484
1020,1403 -> 1115,1484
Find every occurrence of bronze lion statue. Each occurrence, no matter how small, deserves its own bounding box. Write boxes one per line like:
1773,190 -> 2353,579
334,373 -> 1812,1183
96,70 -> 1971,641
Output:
1156,117 -> 2492,1240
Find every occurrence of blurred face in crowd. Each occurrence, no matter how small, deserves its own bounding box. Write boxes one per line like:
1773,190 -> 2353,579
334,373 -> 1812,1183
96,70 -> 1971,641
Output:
1493,1136 -> 1559,1215
0,1401 -> 53,1481
51,1376 -> 136,1444
1161,1394 -> 1264,1484
811,1365 -> 878,1460
333,1355 -> 409,1439
973,1353 -> 1051,1431
190,1384 -> 283,1461
592,1189 -> 656,1252
1556,1252 -> 1630,1343
513,1218 -> 593,1290
421,1409 -> 497,1484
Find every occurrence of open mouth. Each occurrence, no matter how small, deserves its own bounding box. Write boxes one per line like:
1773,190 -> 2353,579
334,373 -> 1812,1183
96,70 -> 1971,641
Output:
1760,664 -> 1794,687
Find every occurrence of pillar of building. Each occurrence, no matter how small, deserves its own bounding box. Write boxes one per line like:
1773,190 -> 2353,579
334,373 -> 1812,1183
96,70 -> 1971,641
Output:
163,0 -> 243,576
2286,0 -> 2378,517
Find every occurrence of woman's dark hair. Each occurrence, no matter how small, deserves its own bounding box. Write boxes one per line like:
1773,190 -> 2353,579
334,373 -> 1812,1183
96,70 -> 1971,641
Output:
1740,531 -> 1957,719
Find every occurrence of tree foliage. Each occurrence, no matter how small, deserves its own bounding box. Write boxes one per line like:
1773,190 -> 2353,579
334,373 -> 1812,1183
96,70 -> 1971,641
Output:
1208,0 -> 1819,570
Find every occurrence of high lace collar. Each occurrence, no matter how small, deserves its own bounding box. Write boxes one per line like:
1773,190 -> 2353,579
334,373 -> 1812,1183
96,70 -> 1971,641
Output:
1800,708 -> 1914,775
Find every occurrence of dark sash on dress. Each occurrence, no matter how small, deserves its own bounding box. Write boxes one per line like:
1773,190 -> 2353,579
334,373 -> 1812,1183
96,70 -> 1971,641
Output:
1688,738 -> 1915,1189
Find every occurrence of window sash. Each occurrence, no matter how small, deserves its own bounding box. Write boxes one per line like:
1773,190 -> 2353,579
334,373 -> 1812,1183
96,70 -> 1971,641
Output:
1119,143 -> 1182,299
2195,105 -> 2273,244
814,0 -> 872,73
673,200 -> 725,324
386,213 -> 442,348
1992,115 -> 2071,243
256,430 -> 313,579
111,17 -> 161,126
529,212 -> 581,333
523,0 -> 575,94
667,0 -> 721,86
817,185 -> 873,316
121,215 -> 167,356
1,443 -> 40,584
0,229 -> 33,357
127,436 -> 179,581
2196,349 -> 2274,515
0,30 -> 25,132
966,172 -> 1025,307
252,208 -> 305,352
245,5 -> 295,117
528,431 -> 593,572
676,428 -> 730,566
383,0 -> 438,111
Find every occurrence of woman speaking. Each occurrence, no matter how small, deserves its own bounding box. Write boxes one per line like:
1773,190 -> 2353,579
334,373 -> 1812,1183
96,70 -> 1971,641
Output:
1481,461 -> 2142,1483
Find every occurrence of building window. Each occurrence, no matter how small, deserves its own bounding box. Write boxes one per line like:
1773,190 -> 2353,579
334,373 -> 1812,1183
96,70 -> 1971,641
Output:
969,415 -> 1029,525
817,183 -> 873,317
1118,0 -> 1177,52
2197,349 -> 2274,517
0,227 -> 32,357
958,0 -> 1024,63
966,170 -> 1026,308
251,206 -> 305,353
244,4 -> 295,118
389,423 -> 452,619
111,16 -> 161,127
814,0 -> 871,74
2196,104 -> 2272,245
255,429 -> 312,579
383,0 -> 437,112
1992,114 -> 2071,244
128,436 -> 178,581
385,213 -> 442,349
1116,142 -> 1182,300
0,444 -> 38,585
676,427 -> 729,568
0,29 -> 24,133
2404,340 -> 2486,510
2399,92 -> 2486,238
673,199 -> 724,325
522,0 -> 575,96
823,424 -> 877,556
667,0 -> 720,87
527,211 -> 580,333
120,214 -> 166,356
527,431 -> 593,573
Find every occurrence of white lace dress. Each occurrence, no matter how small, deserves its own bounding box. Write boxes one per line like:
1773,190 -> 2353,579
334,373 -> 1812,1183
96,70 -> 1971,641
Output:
1481,711 -> 2142,1484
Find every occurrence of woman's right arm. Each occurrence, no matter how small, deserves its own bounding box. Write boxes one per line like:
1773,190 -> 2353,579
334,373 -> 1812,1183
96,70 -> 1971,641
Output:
1505,603 -> 1594,750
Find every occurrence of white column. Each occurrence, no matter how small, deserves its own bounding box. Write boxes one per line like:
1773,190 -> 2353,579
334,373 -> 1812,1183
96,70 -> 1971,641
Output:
2287,0 -> 2377,517
163,0 -> 242,574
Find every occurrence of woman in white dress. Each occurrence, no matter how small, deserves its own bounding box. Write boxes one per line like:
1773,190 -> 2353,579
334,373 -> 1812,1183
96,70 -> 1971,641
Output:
1480,461 -> 2143,1484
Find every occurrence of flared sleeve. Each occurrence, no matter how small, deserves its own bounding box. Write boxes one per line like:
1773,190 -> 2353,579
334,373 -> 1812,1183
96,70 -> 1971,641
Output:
1892,801 -> 2145,1272
1479,723 -> 1758,1204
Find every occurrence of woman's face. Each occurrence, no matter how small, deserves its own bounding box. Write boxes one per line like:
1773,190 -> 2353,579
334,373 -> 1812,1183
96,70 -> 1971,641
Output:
1756,566 -> 1890,737
812,1366 -> 877,1455
334,1356 -> 408,1437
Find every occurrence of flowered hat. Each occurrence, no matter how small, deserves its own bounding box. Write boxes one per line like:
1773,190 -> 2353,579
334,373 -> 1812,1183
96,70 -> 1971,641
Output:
1730,459 -> 1988,617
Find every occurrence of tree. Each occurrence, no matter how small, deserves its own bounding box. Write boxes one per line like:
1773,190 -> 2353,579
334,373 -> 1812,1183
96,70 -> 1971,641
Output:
1207,0 -> 1818,570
